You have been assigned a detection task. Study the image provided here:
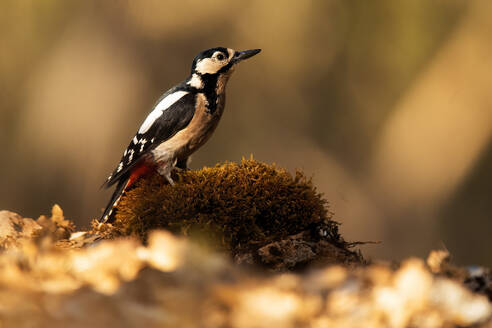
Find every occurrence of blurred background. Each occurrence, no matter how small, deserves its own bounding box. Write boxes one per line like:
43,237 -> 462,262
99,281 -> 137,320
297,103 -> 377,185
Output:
1,0 -> 491,266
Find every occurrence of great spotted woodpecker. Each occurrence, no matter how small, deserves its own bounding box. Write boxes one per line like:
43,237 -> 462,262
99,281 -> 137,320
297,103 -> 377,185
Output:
100,47 -> 261,223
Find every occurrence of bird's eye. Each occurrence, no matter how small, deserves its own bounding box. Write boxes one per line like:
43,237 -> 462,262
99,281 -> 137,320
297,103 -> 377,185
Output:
216,53 -> 225,61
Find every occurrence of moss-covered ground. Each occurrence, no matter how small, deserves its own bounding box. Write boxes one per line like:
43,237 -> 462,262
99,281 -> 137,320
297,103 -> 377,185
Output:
108,159 -> 342,256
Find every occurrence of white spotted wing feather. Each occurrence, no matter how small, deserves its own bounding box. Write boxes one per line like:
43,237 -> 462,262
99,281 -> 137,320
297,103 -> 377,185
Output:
102,87 -> 196,188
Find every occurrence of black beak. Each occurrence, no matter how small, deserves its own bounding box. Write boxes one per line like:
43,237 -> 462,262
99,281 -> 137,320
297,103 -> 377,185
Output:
233,49 -> 261,63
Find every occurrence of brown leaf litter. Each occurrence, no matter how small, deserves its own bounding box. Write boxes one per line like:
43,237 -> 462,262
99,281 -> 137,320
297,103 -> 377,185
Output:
0,206 -> 489,327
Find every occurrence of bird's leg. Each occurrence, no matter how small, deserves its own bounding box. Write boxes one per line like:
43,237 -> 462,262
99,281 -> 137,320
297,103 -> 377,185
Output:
165,173 -> 175,186
157,162 -> 175,186
173,157 -> 189,184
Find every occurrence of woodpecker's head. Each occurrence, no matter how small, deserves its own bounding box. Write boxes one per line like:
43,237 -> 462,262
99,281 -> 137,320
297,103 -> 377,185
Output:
191,47 -> 261,76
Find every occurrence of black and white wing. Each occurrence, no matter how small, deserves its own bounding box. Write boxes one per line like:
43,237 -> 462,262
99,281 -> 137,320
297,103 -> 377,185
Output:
102,88 -> 196,188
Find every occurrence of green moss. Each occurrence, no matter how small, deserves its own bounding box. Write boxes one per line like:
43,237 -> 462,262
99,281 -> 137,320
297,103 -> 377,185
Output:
112,159 -> 340,253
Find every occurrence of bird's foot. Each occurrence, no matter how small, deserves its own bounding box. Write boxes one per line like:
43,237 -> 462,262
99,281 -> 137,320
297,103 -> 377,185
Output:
157,163 -> 176,186
165,173 -> 175,186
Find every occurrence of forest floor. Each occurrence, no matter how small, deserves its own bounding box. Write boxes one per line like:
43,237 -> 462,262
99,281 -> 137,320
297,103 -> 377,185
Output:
0,160 -> 490,327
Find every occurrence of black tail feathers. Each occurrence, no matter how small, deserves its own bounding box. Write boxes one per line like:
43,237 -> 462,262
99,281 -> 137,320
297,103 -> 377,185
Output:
100,178 -> 129,223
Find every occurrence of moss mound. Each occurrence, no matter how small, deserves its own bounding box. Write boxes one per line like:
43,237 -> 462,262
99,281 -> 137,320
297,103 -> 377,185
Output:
110,159 -> 342,255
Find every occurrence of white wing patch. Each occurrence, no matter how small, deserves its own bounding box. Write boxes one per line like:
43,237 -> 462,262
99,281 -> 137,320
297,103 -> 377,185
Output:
127,149 -> 135,164
139,139 -> 147,152
138,91 -> 188,134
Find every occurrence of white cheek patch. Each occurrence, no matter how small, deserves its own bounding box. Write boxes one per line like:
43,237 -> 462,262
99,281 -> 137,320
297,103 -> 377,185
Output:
138,91 -> 188,134
195,58 -> 222,74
